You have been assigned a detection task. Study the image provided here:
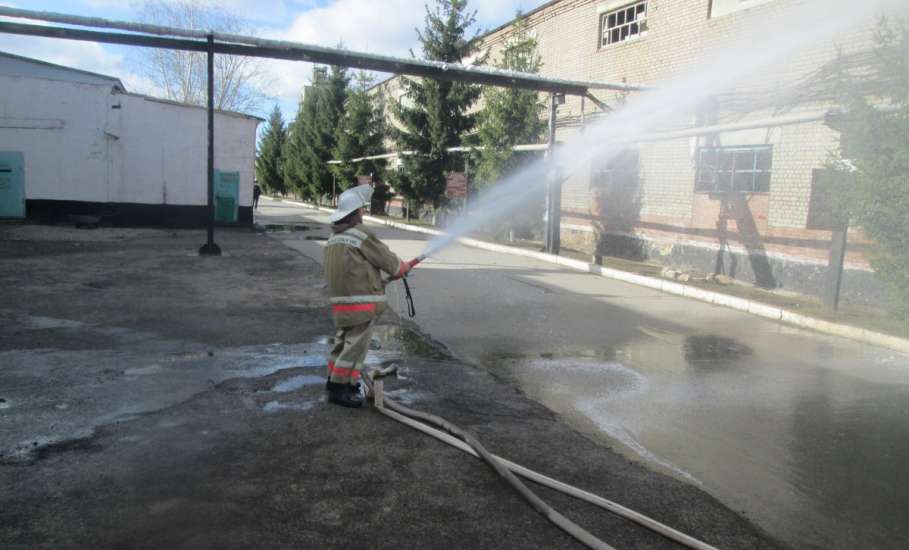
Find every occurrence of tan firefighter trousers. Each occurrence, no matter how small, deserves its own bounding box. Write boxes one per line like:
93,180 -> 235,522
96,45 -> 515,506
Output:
327,320 -> 374,386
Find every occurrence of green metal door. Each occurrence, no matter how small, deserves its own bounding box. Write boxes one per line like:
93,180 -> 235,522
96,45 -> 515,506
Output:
214,170 -> 239,223
0,152 -> 25,219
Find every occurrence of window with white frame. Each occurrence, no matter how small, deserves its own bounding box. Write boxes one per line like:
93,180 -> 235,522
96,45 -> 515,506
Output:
696,145 -> 773,193
600,1 -> 647,48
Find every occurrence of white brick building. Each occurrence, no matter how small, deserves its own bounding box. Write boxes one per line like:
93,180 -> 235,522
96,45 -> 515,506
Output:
377,0 -> 894,305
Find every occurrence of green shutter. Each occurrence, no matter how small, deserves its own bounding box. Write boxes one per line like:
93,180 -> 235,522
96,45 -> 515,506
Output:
214,170 -> 239,223
0,152 -> 25,219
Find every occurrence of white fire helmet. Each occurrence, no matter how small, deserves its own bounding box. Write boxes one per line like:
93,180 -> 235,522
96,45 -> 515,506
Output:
330,184 -> 374,223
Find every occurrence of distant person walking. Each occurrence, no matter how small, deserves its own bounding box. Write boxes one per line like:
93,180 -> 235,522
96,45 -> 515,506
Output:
253,181 -> 262,210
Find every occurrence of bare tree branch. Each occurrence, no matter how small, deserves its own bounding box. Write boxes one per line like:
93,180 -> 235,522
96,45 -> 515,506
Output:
127,0 -> 273,114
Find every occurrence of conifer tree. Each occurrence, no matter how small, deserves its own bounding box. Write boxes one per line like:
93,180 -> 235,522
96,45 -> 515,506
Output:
283,93 -> 314,198
256,104 -> 287,195
829,17 -> 909,317
391,0 -> 483,212
332,72 -> 387,190
284,65 -> 349,202
473,14 -> 545,188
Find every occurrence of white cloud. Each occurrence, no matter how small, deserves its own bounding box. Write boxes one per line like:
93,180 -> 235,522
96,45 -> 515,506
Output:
81,0 -> 132,8
259,0 -> 547,113
474,0 -> 542,28
261,0 -> 426,106
0,5 -> 128,79
0,32 -> 128,83
0,0 -> 548,116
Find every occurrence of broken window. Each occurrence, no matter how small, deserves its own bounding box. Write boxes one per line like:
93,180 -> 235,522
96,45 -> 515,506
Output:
600,1 -> 647,48
696,145 -> 772,193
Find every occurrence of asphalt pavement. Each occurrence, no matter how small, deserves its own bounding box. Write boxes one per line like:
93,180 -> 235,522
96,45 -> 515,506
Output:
259,197 -> 909,550
0,221 -> 777,549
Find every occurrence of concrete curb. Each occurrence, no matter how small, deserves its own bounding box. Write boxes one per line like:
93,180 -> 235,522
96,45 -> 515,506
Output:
265,197 -> 909,354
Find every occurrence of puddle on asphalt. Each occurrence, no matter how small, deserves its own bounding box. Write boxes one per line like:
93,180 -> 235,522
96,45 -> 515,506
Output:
26,316 -> 85,330
271,375 -> 324,393
683,335 -> 752,366
164,351 -> 214,362
124,364 -> 164,376
237,350 -> 330,377
478,349 -> 706,485
262,399 -> 318,413
263,224 -> 310,232
480,331 -> 909,550
0,330 -> 428,466
33,435 -> 103,461
84,279 -> 116,290
383,388 -> 427,406
1,432 -> 100,466
372,325 -> 452,361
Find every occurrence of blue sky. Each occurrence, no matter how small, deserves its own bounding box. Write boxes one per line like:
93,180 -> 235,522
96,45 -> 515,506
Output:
0,0 -> 549,119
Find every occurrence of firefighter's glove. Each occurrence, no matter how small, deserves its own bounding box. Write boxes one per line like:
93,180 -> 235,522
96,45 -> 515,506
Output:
392,260 -> 413,280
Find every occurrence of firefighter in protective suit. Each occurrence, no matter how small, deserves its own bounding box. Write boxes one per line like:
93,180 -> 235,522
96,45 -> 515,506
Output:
324,184 -> 412,408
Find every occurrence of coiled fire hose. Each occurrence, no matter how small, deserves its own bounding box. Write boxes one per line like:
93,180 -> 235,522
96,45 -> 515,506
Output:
366,359 -> 717,549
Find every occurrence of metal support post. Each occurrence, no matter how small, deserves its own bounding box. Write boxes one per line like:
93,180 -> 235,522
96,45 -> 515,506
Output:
584,91 -> 611,113
544,93 -> 560,255
199,34 -> 221,256
823,223 -> 848,310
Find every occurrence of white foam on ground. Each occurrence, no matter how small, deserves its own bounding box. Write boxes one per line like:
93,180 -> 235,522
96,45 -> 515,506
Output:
519,358 -> 701,484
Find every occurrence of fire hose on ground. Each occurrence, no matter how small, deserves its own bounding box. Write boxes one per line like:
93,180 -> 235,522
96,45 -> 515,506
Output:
367,257 -> 719,550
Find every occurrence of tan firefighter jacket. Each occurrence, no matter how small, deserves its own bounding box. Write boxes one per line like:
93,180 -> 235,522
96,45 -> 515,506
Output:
324,222 -> 405,327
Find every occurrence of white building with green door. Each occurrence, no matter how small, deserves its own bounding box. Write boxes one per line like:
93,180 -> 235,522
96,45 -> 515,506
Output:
0,52 -> 261,226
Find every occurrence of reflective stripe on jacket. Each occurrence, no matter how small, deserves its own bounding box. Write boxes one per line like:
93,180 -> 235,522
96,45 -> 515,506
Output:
324,223 -> 404,327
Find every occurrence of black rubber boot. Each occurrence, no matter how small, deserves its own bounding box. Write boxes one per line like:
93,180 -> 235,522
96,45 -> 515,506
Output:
328,383 -> 364,409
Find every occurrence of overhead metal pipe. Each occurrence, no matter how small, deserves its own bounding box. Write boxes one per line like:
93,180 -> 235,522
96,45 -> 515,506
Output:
0,6 -> 651,94
637,110 -> 842,142
327,106 -> 904,168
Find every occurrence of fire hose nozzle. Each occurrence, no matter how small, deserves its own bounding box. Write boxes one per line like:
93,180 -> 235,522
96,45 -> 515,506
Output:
407,254 -> 427,269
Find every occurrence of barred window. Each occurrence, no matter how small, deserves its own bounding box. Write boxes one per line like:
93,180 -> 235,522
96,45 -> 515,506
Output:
696,146 -> 772,193
600,1 -> 647,48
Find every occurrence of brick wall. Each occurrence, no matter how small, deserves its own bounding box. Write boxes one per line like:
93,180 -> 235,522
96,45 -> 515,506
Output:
373,0 -> 890,303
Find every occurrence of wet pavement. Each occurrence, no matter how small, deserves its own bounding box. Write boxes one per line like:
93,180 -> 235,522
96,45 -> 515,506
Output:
1,221 -> 778,549
261,198 -> 909,550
